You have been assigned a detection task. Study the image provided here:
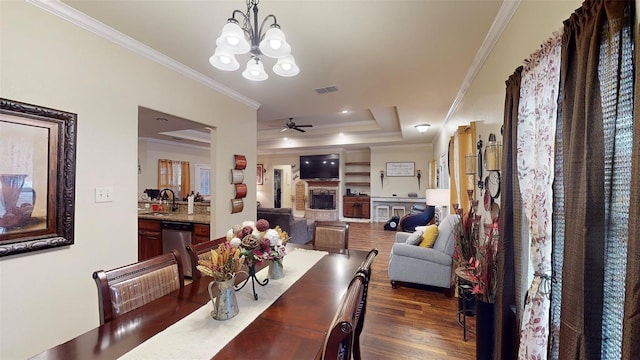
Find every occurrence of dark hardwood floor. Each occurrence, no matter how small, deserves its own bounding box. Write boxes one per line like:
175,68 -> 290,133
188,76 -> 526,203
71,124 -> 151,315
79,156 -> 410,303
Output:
347,221 -> 476,359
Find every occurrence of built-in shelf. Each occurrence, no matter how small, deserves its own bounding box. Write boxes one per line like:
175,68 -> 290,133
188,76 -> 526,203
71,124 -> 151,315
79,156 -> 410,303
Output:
344,162 -> 371,189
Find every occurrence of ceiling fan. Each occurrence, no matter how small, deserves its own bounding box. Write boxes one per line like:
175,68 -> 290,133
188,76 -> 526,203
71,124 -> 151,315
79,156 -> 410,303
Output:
281,118 -> 312,133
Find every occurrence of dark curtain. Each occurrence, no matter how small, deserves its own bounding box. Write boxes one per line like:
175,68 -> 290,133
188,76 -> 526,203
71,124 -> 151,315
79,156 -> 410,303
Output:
559,0 -> 631,358
622,22 -> 640,360
494,66 -> 522,360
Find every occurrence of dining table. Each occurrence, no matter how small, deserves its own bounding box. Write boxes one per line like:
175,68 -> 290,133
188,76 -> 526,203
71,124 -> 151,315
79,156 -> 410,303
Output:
33,247 -> 366,360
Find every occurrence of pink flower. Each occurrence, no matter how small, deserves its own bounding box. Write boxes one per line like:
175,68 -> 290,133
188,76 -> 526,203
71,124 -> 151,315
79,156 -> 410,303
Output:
255,219 -> 270,232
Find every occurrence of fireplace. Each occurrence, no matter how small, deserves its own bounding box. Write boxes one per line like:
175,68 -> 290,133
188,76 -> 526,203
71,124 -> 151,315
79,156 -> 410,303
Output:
310,189 -> 336,210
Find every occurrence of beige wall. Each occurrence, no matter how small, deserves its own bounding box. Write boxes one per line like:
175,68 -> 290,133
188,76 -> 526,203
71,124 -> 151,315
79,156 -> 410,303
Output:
0,2 -> 256,358
434,0 -> 582,159
371,144 -> 433,197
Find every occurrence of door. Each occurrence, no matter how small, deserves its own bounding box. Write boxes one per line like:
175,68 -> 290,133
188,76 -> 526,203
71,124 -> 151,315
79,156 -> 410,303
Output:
274,169 -> 282,208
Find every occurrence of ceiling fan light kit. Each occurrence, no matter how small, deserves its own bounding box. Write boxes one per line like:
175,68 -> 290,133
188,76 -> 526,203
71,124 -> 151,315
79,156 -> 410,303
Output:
210,0 -> 299,81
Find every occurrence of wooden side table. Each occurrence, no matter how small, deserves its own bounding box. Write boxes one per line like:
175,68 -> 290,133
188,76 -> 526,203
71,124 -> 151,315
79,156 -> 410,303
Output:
455,267 -> 476,341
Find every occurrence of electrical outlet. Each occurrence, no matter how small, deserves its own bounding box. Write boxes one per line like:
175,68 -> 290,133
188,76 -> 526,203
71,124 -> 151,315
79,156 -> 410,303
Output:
95,187 -> 113,203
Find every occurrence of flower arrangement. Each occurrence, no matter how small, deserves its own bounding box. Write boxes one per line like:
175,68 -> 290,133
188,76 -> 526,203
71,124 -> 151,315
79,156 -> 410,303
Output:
452,201 -> 481,268
196,242 -> 245,282
225,219 -> 289,267
465,216 -> 499,303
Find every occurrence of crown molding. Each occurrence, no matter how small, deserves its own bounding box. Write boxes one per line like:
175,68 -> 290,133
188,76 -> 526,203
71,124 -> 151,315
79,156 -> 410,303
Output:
27,0 -> 260,110
443,0 -> 521,126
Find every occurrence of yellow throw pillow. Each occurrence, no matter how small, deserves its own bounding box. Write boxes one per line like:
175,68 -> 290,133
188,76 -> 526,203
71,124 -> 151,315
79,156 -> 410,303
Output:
419,224 -> 439,248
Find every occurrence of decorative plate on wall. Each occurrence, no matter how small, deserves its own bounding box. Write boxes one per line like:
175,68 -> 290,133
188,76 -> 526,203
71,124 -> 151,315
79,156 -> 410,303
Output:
484,176 -> 492,211
488,171 -> 501,199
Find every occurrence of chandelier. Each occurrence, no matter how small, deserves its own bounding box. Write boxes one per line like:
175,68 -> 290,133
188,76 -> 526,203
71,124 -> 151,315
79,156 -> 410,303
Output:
209,0 -> 299,81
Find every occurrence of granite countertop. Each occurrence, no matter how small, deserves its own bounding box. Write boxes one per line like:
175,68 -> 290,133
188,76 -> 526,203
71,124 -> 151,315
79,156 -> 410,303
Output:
137,210 -> 210,225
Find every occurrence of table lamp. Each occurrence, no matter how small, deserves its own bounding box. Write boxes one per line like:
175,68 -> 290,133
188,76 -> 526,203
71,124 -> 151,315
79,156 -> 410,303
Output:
426,188 -> 450,225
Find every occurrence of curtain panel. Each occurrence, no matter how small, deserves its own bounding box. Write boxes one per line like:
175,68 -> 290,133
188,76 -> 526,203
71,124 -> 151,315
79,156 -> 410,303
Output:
558,0 -> 633,359
494,66 -> 523,360
181,162 -> 191,198
516,31 -> 563,360
624,22 -> 640,358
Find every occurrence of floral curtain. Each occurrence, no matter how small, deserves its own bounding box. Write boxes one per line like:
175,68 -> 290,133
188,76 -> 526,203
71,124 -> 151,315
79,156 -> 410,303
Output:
516,31 -> 562,359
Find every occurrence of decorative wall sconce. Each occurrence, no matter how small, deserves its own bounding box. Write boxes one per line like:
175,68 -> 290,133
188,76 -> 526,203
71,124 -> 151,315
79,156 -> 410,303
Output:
464,135 -> 484,195
485,133 -> 502,171
380,170 -> 385,188
416,170 -> 422,188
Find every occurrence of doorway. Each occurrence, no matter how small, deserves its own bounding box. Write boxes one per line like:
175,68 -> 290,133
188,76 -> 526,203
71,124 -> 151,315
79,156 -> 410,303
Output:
274,169 -> 282,208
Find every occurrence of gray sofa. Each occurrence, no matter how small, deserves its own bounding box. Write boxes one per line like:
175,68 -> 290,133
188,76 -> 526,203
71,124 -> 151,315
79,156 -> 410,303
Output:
256,207 -> 313,244
388,214 -> 460,290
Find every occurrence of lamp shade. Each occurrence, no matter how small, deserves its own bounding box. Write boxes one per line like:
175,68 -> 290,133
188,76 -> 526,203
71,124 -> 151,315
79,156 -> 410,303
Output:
273,55 -> 300,77
216,21 -> 250,54
209,48 -> 240,71
465,153 -> 477,175
426,188 -> 450,207
242,58 -> 268,81
259,26 -> 291,58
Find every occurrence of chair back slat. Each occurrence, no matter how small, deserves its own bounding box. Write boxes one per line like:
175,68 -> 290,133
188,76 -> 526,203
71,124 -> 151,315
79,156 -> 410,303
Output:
352,248 -> 378,360
93,250 -> 184,324
322,273 -> 367,360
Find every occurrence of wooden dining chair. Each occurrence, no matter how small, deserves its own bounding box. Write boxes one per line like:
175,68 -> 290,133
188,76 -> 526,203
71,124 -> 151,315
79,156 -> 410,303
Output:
312,221 -> 350,251
321,273 -> 367,360
186,236 -> 226,280
352,248 -> 378,360
92,250 -> 184,324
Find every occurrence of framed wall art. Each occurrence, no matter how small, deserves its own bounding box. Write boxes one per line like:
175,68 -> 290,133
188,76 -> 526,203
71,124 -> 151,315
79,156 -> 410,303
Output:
0,98 -> 77,257
257,164 -> 264,185
385,162 -> 415,177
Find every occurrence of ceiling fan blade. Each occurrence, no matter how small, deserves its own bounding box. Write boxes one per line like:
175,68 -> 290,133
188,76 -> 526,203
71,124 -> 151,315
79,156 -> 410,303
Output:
294,127 -> 306,133
280,127 -> 288,132
296,124 -> 313,128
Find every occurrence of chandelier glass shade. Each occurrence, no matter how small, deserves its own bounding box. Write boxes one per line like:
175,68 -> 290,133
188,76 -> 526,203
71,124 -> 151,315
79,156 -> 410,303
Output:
209,1 -> 299,81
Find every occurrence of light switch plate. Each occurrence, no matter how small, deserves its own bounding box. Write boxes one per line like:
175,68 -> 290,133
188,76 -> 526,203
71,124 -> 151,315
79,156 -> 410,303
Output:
95,187 -> 113,203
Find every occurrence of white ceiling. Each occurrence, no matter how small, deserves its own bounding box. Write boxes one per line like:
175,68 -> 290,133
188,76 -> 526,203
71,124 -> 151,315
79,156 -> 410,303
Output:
54,0 -> 513,154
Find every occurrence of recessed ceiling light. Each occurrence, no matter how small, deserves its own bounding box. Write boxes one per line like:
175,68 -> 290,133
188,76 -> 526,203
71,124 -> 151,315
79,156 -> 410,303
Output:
341,110 -> 349,114
339,133 -> 344,136
283,137 -> 288,141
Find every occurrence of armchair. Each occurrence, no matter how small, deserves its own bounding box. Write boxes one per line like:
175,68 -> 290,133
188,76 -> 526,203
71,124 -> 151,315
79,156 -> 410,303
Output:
388,214 -> 460,292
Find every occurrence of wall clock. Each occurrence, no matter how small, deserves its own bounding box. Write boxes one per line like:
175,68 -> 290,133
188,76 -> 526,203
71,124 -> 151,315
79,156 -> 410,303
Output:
488,171 -> 501,199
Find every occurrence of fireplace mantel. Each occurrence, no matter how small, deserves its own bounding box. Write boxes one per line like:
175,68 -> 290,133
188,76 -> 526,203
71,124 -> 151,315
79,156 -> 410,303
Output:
304,180 -> 340,187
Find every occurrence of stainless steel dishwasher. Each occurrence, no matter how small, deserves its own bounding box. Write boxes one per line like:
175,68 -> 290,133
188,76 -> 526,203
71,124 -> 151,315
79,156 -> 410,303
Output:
161,221 -> 194,278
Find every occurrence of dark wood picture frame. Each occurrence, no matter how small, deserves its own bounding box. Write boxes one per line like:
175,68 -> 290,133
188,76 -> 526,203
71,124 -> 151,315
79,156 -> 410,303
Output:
257,164 -> 264,185
0,98 -> 77,257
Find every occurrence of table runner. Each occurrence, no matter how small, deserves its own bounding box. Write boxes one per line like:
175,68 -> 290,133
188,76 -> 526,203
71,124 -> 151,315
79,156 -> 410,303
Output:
119,248 -> 328,360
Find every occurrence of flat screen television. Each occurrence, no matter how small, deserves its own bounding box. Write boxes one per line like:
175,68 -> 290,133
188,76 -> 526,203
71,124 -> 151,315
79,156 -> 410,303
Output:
300,154 -> 340,180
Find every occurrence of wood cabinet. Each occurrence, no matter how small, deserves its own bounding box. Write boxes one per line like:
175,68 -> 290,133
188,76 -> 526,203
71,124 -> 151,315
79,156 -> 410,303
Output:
192,223 -> 211,245
343,196 -> 370,219
138,219 -> 162,261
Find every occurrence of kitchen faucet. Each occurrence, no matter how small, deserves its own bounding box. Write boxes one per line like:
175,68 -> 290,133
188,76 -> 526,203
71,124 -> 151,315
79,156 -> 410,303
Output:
159,188 -> 179,211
